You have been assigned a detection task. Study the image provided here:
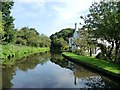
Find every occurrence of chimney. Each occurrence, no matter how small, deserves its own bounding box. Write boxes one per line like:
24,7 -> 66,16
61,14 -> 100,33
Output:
75,23 -> 78,31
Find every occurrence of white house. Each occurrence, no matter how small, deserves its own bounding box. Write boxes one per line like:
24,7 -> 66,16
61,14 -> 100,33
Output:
69,23 -> 80,51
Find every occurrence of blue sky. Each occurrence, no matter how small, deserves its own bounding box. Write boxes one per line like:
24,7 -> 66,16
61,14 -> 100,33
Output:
11,0 -> 99,36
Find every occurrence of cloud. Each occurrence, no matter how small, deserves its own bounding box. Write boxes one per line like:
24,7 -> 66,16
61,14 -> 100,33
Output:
48,0 -> 95,34
12,0 -> 99,36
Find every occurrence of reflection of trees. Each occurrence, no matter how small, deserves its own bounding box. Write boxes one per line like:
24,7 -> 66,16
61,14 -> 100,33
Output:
50,54 -> 119,88
17,52 -> 51,72
0,66 -> 2,89
82,76 -> 110,88
66,61 -> 119,88
2,52 -> 51,88
73,68 -> 119,88
73,70 -> 96,78
69,63 -> 97,86
50,53 -> 69,68
2,67 -> 15,88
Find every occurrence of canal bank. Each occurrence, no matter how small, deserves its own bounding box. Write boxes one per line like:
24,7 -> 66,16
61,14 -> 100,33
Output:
1,44 -> 50,67
62,52 -> 120,83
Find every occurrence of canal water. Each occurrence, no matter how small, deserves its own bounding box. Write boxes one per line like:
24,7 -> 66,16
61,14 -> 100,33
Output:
2,52 -> 120,88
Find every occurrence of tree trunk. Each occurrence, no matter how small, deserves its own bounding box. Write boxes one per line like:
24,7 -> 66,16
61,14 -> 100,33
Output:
90,48 -> 92,56
107,41 -> 114,60
115,40 -> 119,62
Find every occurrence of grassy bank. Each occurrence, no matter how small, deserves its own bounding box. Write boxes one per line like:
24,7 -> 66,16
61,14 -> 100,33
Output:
1,44 -> 50,66
62,52 -> 120,75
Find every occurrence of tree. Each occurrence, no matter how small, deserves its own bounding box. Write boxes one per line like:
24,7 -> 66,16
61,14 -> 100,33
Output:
81,1 -> 120,62
2,0 -> 15,43
50,28 -> 74,52
50,28 -> 74,42
15,27 -> 51,47
38,34 -> 51,47
51,38 -> 68,52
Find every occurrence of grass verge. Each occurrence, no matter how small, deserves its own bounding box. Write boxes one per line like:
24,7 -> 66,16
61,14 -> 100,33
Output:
62,52 -> 120,75
1,44 -> 50,66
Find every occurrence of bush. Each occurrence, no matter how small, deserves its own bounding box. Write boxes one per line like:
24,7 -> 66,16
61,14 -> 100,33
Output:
95,52 -> 107,60
72,48 -> 85,56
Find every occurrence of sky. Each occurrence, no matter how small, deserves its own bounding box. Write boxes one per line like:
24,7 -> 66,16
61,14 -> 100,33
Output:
11,0 -> 100,36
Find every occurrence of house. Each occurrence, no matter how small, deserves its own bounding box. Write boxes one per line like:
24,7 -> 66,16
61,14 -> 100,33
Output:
69,23 -> 80,51
69,23 -> 112,56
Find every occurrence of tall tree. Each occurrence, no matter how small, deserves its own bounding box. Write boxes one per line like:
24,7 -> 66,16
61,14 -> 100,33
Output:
81,1 -> 120,62
2,0 -> 15,43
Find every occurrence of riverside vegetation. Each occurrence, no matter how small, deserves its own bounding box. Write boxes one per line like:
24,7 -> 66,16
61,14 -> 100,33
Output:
1,44 -> 49,66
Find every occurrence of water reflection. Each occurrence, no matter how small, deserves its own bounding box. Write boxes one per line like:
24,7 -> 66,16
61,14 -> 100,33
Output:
2,52 -> 120,88
2,66 -> 15,88
2,52 -> 51,88
50,53 -> 120,88
50,53 -> 69,68
17,52 -> 51,71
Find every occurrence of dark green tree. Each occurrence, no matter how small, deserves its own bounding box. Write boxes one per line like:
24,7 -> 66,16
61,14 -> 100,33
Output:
81,1 -> 120,62
50,28 -> 74,52
2,0 -> 15,43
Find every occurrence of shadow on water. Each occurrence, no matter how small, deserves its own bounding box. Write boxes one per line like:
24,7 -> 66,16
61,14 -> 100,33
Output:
2,52 -> 120,88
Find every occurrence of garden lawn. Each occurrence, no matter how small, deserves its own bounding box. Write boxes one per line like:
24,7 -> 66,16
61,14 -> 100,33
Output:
62,52 -> 120,75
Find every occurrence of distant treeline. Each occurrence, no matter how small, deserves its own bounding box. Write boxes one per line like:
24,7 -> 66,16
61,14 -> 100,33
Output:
14,27 -> 51,47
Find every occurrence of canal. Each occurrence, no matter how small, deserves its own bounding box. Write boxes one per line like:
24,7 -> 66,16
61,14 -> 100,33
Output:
2,52 -> 120,88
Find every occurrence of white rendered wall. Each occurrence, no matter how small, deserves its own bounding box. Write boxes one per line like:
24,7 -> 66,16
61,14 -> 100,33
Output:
73,23 -> 79,39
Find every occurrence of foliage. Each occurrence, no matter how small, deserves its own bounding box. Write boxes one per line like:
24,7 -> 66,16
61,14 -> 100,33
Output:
72,48 -> 85,56
15,37 -> 27,45
80,1 -> 120,62
1,0 -> 16,43
14,27 -> 51,47
50,28 -> 74,52
95,52 -> 104,59
63,52 -> 120,75
50,38 -> 68,52
75,30 -> 88,49
76,28 -> 97,56
0,11 -> 4,39
1,44 -> 50,66
50,28 -> 74,42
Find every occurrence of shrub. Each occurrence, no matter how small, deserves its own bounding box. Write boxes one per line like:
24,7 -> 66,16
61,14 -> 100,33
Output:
95,52 -> 107,60
72,48 -> 85,56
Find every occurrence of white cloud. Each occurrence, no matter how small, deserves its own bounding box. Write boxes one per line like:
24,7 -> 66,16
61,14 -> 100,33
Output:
12,0 -> 100,36
49,0 -> 95,35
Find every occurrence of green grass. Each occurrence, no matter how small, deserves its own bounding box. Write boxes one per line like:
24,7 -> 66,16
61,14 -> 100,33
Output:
1,44 -> 50,66
62,52 -> 120,75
